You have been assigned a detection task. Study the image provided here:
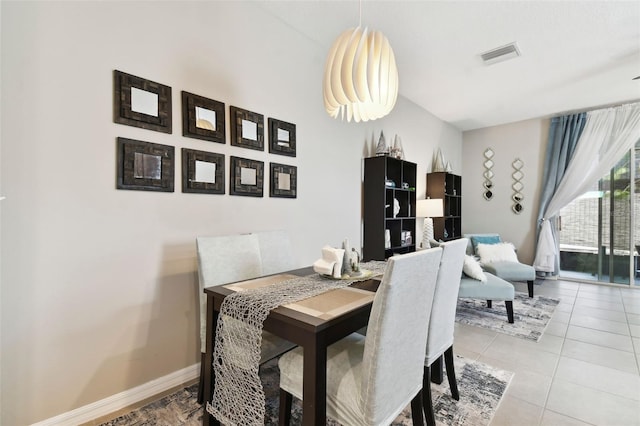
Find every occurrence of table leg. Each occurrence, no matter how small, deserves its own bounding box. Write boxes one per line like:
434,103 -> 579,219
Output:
203,296 -> 220,426
302,337 -> 327,425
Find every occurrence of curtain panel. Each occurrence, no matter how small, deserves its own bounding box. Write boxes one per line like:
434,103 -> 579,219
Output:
533,102 -> 640,275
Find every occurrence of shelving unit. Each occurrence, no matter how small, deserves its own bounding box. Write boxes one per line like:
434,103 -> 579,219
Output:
426,172 -> 462,241
363,156 -> 417,261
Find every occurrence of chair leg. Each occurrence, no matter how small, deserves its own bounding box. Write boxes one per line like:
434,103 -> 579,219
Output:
506,301 -> 514,323
487,300 -> 492,308
410,389 -> 425,426
430,355 -> 443,384
444,346 -> 459,401
527,280 -> 534,298
422,365 -> 436,426
197,352 -> 205,404
278,388 -> 292,426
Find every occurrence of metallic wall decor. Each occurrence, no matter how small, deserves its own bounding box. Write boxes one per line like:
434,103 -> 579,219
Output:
116,137 -> 174,192
512,158 -> 524,214
113,70 -> 172,134
483,148 -> 494,200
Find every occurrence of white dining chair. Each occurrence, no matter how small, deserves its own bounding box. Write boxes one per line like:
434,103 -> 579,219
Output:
254,230 -> 295,275
422,238 -> 468,426
278,248 -> 443,426
196,233 -> 296,403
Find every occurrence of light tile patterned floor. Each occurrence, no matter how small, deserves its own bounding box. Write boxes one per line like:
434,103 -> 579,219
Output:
454,279 -> 640,426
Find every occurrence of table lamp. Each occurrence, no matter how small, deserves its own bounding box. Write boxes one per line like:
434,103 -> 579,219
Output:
416,198 -> 444,248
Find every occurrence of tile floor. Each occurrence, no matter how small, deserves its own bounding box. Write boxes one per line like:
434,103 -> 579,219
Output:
453,279 -> 640,426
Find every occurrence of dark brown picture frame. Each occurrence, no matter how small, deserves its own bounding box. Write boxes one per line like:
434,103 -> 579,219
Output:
230,156 -> 264,197
181,148 -> 225,194
113,70 -> 172,133
229,106 -> 264,151
268,118 -> 296,157
181,91 -> 225,144
270,163 -> 297,198
116,137 -> 174,192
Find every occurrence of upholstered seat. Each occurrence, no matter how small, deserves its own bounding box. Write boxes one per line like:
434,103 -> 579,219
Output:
196,231 -> 297,403
279,248 -> 443,426
422,239 -> 467,426
459,272 -> 515,323
464,233 -> 535,297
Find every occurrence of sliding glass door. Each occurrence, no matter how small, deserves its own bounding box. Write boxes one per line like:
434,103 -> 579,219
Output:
558,141 -> 639,285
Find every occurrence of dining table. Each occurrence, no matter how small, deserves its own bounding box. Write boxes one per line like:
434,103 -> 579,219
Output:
201,266 -> 384,426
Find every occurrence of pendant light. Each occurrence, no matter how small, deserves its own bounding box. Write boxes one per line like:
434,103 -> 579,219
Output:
322,3 -> 399,123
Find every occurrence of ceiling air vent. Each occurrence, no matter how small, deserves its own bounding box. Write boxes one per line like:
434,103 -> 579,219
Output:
481,42 -> 521,65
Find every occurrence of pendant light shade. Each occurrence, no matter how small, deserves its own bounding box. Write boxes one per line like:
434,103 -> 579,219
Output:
323,26 -> 399,123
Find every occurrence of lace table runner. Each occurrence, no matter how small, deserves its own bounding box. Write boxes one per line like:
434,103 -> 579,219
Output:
207,261 -> 387,425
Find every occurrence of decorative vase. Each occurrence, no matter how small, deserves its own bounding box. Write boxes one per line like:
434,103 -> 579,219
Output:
393,134 -> 405,159
376,131 -> 388,156
433,148 -> 446,172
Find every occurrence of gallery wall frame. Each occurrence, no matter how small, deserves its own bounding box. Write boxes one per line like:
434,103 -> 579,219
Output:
268,118 -> 296,157
181,91 -> 225,144
181,148 -> 225,194
269,162 -> 297,198
230,156 -> 264,197
113,70 -> 172,134
116,137 -> 174,192
229,106 -> 264,151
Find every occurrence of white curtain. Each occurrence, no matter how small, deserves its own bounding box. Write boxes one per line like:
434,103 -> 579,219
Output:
534,102 -> 640,273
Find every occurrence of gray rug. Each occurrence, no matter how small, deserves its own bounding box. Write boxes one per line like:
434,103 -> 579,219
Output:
456,292 -> 560,342
100,356 -> 512,426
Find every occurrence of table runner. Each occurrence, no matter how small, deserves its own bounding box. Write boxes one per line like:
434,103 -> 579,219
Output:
207,261 -> 387,426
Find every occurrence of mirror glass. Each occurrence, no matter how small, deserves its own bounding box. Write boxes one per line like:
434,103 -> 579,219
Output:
513,158 -> 524,170
195,107 -> 216,131
241,119 -> 258,141
134,152 -> 161,179
484,148 -> 494,159
194,160 -> 216,183
277,128 -> 290,146
240,167 -> 257,185
277,172 -> 291,190
131,87 -> 159,117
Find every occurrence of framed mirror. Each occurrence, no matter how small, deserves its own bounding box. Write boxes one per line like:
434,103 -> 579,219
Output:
113,70 -> 172,133
116,137 -> 174,192
229,106 -> 264,151
181,148 -> 225,194
181,91 -> 225,144
270,163 -> 297,198
268,118 -> 296,157
483,147 -> 494,200
230,156 -> 264,197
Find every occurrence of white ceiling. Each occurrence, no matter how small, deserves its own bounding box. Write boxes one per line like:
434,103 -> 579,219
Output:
259,0 -> 640,131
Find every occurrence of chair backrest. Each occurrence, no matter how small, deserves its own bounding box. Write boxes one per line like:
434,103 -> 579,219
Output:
463,233 -> 501,255
360,248 -> 442,425
254,230 -> 295,275
196,234 -> 263,351
425,238 -> 468,365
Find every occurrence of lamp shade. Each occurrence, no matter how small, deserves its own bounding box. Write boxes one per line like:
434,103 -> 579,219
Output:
416,199 -> 443,218
322,26 -> 399,123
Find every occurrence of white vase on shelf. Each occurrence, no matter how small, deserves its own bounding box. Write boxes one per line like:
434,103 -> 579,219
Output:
433,148 -> 446,172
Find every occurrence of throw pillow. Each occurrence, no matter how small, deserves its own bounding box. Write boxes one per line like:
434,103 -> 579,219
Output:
463,255 -> 487,282
476,242 -> 518,263
470,235 -> 502,254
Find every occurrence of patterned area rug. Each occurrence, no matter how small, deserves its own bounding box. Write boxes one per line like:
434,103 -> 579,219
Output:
100,356 -> 512,426
456,292 -> 560,342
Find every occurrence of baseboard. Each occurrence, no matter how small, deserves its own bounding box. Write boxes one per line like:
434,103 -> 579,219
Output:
31,363 -> 200,426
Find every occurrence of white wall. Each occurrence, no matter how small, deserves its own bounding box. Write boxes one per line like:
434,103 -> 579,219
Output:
0,1 -> 461,424
462,118 -> 550,263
